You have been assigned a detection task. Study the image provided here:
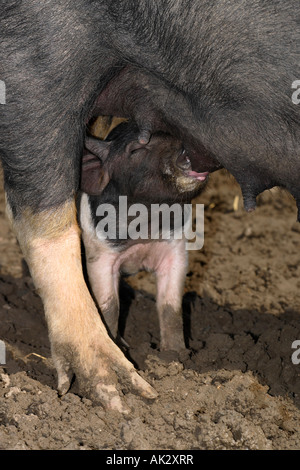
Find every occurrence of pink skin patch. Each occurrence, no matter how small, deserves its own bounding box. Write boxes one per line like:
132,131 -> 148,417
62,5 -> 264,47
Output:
105,239 -> 187,277
187,170 -> 209,181
176,150 -> 209,182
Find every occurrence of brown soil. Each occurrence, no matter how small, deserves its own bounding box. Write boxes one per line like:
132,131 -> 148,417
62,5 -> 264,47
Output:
1,170 -> 300,450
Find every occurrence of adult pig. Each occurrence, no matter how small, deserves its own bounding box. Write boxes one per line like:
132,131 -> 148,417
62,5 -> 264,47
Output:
0,1 -> 299,411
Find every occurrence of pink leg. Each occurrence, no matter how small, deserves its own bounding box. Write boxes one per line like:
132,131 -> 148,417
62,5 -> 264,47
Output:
155,240 -> 187,351
86,252 -> 120,339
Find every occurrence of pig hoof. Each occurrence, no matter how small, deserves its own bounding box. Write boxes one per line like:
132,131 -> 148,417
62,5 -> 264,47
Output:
54,355 -> 74,396
90,369 -> 158,413
57,374 -> 73,397
52,340 -> 158,412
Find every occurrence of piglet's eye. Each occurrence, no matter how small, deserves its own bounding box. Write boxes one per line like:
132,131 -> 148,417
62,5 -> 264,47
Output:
176,149 -> 192,170
130,147 -> 147,158
182,149 -> 191,164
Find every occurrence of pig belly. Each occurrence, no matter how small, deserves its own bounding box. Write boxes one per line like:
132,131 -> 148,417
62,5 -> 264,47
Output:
116,239 -> 186,277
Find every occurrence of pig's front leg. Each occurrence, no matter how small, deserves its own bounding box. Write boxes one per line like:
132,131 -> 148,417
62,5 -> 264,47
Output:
6,199 -> 157,412
155,239 -> 187,351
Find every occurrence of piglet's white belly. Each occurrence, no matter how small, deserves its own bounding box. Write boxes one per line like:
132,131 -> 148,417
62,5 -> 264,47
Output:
116,239 -> 186,276
80,193 -> 187,277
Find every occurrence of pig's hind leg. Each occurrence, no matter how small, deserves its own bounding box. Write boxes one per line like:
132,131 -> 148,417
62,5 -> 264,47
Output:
155,240 -> 187,352
86,253 -> 121,340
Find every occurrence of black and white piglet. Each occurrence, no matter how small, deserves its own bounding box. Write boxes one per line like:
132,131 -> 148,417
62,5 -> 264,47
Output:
79,122 -> 208,351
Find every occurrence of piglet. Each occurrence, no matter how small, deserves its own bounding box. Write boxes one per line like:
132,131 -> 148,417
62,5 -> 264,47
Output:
79,122 -> 208,351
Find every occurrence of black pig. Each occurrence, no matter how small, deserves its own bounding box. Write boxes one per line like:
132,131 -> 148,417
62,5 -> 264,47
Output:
80,122 -> 207,349
0,1 -> 299,411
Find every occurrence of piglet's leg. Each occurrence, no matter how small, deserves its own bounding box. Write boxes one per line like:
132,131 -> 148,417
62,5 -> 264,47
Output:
6,199 -> 157,411
85,251 -> 120,340
155,240 -> 187,351
79,194 -> 120,339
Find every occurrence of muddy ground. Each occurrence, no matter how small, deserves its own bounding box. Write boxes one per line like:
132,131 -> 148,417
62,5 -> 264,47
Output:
1,169 -> 300,450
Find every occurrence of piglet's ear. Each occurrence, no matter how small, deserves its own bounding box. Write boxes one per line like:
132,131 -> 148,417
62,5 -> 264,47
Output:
85,136 -> 111,161
81,148 -> 110,195
124,140 -> 147,157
